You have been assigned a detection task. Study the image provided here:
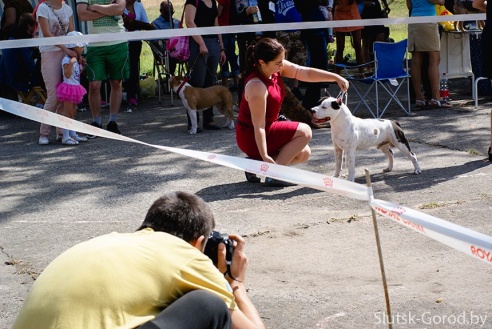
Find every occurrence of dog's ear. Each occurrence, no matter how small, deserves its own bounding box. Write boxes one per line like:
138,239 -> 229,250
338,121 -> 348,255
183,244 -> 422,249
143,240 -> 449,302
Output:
331,99 -> 341,110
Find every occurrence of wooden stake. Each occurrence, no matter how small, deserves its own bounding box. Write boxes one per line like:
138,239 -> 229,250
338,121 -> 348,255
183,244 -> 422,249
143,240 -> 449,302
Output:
365,169 -> 393,329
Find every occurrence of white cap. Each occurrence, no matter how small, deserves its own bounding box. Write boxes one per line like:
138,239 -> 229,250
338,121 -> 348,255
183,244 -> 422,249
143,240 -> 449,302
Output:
65,31 -> 88,49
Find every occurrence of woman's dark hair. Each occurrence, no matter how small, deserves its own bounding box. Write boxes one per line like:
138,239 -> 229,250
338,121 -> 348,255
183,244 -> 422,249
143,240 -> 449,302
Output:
240,38 -> 285,82
138,191 -> 215,243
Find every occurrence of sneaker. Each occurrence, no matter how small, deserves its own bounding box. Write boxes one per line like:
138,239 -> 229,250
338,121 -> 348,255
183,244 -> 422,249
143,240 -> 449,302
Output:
86,122 -> 102,139
38,136 -> 49,145
107,121 -> 121,134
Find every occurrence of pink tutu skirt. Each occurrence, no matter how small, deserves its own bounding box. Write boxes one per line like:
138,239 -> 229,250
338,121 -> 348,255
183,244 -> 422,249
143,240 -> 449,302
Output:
56,82 -> 87,104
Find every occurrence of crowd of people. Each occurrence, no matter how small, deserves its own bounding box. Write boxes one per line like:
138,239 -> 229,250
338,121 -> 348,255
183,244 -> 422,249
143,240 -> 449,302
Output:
0,0 -> 491,157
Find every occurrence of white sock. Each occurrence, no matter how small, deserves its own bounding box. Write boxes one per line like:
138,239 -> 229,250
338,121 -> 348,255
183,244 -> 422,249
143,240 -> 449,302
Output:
62,129 -> 71,141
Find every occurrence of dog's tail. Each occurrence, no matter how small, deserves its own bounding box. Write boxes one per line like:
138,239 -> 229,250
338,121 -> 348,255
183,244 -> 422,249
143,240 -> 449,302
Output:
391,120 -> 412,152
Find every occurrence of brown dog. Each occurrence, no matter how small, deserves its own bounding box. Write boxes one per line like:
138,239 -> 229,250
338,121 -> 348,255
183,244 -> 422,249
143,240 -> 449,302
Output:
169,76 -> 235,134
281,86 -> 324,129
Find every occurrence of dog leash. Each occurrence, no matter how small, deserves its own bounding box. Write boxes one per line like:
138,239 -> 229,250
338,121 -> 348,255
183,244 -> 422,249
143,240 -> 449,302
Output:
337,91 -> 348,105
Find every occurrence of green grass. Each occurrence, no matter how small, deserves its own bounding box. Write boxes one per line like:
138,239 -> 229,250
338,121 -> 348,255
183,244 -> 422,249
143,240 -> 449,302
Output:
138,0 -> 408,76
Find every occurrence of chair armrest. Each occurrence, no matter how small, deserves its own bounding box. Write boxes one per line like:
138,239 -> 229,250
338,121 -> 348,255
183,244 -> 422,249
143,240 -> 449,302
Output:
334,61 -> 375,69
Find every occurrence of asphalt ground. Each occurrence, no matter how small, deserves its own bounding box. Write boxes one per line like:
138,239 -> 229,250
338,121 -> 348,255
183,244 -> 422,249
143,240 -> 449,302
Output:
1,77 -> 491,329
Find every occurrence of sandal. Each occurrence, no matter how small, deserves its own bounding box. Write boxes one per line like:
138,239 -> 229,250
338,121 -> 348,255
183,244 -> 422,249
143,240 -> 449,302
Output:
62,137 -> 79,145
415,99 -> 428,109
71,134 -> 88,142
429,99 -> 452,108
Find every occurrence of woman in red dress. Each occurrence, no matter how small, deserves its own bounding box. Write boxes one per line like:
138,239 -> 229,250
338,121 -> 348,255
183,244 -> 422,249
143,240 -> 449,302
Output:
236,38 -> 349,186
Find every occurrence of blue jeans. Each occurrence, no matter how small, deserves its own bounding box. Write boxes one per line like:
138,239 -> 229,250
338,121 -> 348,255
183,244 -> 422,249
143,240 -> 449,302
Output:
221,34 -> 239,78
139,290 -> 232,329
187,37 -> 220,126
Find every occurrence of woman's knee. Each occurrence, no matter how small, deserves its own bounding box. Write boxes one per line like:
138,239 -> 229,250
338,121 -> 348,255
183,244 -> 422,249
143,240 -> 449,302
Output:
297,123 -> 312,140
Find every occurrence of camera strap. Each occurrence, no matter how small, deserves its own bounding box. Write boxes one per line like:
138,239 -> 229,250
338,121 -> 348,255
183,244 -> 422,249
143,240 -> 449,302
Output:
223,263 -> 242,282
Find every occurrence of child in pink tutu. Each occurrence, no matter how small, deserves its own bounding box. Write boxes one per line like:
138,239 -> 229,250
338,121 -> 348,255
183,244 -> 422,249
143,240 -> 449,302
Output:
56,31 -> 88,145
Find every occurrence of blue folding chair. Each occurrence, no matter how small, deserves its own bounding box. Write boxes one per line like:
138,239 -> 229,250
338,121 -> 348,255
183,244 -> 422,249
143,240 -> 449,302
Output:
335,39 -> 411,118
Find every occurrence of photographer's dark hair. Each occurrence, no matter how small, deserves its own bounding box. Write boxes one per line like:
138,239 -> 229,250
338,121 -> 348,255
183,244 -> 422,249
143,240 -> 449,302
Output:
240,38 -> 284,84
138,191 -> 215,243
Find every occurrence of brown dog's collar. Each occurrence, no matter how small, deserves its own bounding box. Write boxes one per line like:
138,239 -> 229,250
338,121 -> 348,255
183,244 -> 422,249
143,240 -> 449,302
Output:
177,77 -> 190,95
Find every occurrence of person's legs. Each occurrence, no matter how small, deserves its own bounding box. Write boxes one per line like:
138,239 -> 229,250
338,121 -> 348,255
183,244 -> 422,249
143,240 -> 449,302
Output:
302,33 -> 328,111
126,40 -> 142,104
139,290 -> 232,329
275,123 -> 312,165
60,101 -> 77,144
186,39 -> 208,129
410,51 -> 424,101
39,51 -> 65,140
105,43 -> 129,133
108,79 -> 123,133
202,38 -> 221,127
88,80 -> 103,121
221,34 -> 233,87
86,46 -> 109,125
351,30 -> 365,75
334,32 -> 346,75
427,50 -> 441,101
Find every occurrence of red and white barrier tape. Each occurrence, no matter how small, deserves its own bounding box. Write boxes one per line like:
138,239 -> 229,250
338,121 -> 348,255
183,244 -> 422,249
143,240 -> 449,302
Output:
371,198 -> 492,265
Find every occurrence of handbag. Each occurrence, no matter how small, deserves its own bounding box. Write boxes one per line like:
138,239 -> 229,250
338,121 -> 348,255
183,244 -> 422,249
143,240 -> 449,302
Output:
166,0 -> 198,62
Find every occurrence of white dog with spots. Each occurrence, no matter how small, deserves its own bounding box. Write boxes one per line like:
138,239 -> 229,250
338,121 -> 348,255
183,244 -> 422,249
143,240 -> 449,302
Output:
312,97 -> 422,181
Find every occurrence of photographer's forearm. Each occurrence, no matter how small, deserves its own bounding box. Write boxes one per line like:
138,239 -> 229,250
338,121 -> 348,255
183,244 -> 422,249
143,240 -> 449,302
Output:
230,282 -> 266,329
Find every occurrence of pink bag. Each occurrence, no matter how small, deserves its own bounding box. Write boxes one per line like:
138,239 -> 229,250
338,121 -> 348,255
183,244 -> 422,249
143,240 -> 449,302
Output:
167,36 -> 190,61
166,0 -> 197,62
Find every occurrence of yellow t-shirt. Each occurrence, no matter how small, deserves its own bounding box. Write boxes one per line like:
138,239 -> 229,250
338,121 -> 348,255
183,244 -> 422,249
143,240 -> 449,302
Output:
12,229 -> 236,329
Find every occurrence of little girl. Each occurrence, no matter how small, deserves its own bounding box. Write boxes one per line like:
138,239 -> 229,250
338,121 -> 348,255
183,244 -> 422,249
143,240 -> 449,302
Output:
56,31 -> 88,145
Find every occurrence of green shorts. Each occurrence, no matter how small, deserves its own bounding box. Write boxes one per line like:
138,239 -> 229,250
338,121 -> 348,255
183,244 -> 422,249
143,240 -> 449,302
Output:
85,42 -> 130,82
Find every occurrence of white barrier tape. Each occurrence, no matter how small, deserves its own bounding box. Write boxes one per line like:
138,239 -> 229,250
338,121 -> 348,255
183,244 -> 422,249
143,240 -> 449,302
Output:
0,98 -> 369,201
370,198 -> 492,266
0,13 -> 485,50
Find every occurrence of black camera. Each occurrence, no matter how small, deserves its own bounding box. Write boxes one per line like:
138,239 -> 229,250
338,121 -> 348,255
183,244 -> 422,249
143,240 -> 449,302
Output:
204,230 -> 234,266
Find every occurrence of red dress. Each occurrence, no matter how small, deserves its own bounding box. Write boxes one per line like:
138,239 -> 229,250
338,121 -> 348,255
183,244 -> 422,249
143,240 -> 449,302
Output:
236,71 -> 299,160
